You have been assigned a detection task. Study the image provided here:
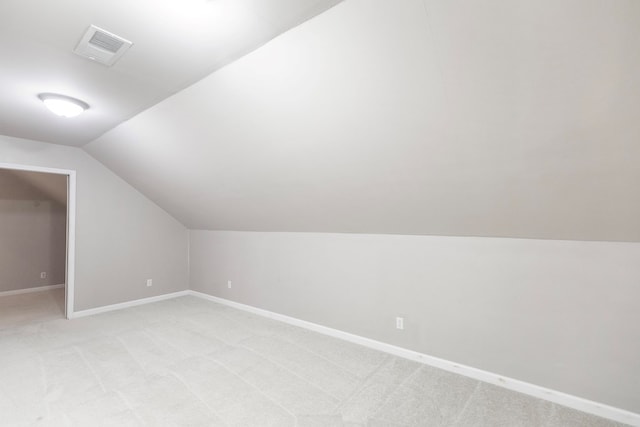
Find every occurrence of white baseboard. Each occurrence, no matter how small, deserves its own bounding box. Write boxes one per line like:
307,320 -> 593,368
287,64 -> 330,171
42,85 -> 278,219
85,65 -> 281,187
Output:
70,290 -> 190,319
188,290 -> 640,427
0,284 -> 64,297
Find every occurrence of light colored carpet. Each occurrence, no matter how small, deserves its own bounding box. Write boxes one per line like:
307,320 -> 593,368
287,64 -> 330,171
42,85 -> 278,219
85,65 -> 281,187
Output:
0,295 -> 629,426
0,287 -> 65,328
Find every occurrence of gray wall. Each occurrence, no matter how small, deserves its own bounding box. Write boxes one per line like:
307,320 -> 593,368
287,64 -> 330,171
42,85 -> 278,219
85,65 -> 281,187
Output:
0,135 -> 189,311
0,200 -> 66,292
189,230 -> 640,413
0,170 -> 67,292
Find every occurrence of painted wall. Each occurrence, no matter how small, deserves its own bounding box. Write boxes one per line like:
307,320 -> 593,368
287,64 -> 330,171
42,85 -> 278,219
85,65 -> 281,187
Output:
0,170 -> 67,292
0,135 -> 189,310
189,230 -> 640,413
0,200 -> 66,292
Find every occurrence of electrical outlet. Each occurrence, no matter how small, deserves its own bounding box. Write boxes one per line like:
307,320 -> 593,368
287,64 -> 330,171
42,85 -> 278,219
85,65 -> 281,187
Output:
40,272 -> 47,279
227,280 -> 232,289
146,279 -> 153,287
396,317 -> 404,330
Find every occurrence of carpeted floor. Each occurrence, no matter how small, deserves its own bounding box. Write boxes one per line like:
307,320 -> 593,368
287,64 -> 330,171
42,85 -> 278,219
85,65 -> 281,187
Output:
0,287 -> 65,329
0,294 -> 629,426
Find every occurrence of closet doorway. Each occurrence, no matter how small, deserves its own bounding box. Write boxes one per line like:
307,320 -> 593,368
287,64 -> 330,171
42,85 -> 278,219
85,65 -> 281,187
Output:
0,163 -> 76,325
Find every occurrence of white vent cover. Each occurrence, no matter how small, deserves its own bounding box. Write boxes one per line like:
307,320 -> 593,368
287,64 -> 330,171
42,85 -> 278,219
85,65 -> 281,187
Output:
74,25 -> 132,67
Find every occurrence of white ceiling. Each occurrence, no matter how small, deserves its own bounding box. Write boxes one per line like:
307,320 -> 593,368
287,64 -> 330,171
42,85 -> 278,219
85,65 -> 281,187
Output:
85,0 -> 640,241
0,0 -> 342,146
2,0 -> 639,241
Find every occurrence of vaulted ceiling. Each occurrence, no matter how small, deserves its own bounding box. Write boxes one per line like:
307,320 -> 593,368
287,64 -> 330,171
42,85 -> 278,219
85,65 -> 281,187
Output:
3,0 -> 640,241
0,170 -> 67,206
0,0 -> 342,145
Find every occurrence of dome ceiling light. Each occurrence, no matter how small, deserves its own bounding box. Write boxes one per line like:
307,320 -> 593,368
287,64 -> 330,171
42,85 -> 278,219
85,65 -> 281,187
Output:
38,93 -> 90,118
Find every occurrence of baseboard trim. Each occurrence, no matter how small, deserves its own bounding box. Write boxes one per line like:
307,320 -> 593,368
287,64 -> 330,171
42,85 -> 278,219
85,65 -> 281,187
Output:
188,290 -> 640,427
0,284 -> 64,297
71,290 -> 190,319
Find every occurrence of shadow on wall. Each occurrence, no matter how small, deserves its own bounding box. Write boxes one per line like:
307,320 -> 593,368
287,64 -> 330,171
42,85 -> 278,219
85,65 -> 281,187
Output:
0,169 -> 67,293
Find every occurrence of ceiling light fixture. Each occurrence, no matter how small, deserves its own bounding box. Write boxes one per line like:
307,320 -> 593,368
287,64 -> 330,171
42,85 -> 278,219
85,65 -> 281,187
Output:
38,93 -> 89,118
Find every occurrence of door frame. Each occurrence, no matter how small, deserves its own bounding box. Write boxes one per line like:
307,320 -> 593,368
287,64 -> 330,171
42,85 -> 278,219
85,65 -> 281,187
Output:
0,162 -> 77,319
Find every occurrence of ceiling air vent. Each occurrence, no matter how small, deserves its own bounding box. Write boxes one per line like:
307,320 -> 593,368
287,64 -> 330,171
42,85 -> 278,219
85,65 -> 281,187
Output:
73,25 -> 133,67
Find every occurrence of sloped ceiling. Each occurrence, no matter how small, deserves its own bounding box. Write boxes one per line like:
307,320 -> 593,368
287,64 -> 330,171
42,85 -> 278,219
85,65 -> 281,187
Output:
0,0 -> 342,146
84,0 -> 640,242
1,0 -> 638,242
0,170 -> 67,207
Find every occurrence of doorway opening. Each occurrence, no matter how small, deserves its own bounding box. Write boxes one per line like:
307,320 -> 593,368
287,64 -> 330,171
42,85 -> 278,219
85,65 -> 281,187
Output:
0,163 -> 76,324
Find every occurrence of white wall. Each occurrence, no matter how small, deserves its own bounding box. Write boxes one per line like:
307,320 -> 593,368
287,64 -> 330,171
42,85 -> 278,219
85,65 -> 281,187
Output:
189,230 -> 640,413
0,135 -> 189,310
